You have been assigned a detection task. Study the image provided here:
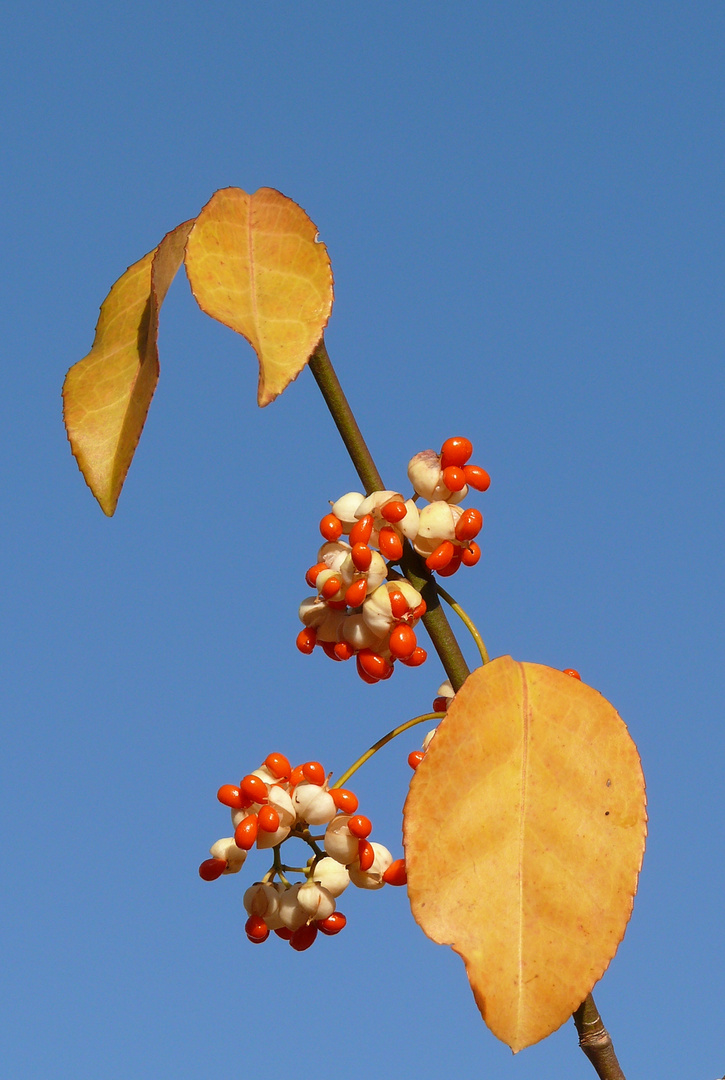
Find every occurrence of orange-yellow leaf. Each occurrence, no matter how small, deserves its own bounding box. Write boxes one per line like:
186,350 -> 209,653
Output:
184,187 -> 333,406
403,656 -> 646,1052
63,220 -> 193,515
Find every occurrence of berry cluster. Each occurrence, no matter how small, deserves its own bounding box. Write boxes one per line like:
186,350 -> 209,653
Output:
199,752 -> 406,950
407,437 -> 490,575
297,437 -> 489,682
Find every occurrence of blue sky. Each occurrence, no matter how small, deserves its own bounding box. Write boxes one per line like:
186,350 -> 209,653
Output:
2,3 -> 723,1078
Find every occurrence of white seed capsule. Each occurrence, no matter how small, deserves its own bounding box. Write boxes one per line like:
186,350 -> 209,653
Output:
293,782 -> 337,825
342,613 -> 384,651
277,883 -> 309,930
317,540 -> 353,569
243,882 -> 280,918
209,837 -> 247,874
256,824 -> 291,849
310,856 -> 350,897
416,501 -> 461,541
400,500 -> 420,539
297,881 -> 336,920
407,450 -> 467,503
324,814 -> 359,864
331,493 -> 366,530
348,842 -> 394,890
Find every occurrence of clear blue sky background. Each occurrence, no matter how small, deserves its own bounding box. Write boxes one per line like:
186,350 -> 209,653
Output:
2,3 -> 723,1078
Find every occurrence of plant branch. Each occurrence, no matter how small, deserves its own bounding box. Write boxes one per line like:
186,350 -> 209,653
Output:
308,339 -> 384,494
310,339 -> 622,1080
572,994 -> 626,1080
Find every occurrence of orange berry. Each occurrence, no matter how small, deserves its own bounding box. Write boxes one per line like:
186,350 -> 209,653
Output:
442,465 -> 466,491
357,839 -> 374,871
436,547 -> 462,577
302,761 -> 326,785
240,774 -> 268,804
411,599 -> 427,620
348,814 -> 372,839
199,858 -> 226,881
319,513 -> 343,542
389,624 -> 417,659
378,526 -> 404,561
408,750 -> 425,769
289,764 -> 306,786
399,646 -> 427,667
357,665 -> 380,684
351,542 -> 373,572
345,578 -> 368,608
234,814 -> 258,850
331,787 -> 359,814
305,562 -> 327,588
265,752 -> 291,780
383,859 -> 407,886
317,911 -> 347,935
440,437 -> 473,469
455,507 -> 483,542
463,464 -> 490,491
432,696 -> 449,713
258,805 -> 281,833
274,926 -> 294,940
320,640 -> 343,661
357,649 -> 392,681
333,641 -> 355,661
563,668 -> 582,680
321,574 -> 342,600
381,499 -> 407,523
290,923 -> 318,951
426,540 -> 455,571
216,784 -> 246,810
349,514 -> 374,546
326,599 -> 347,611
461,541 -> 481,567
245,915 -> 269,944
388,588 -> 409,619
296,627 -> 317,654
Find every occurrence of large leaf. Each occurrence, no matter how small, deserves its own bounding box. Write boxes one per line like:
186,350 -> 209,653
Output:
184,187 -> 333,406
403,657 -> 646,1052
63,220 -> 193,516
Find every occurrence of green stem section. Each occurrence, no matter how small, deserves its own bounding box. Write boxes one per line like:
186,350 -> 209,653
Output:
309,340 -> 384,494
309,338 -> 471,691
333,712 -> 444,790
435,584 -> 489,665
573,995 -> 627,1080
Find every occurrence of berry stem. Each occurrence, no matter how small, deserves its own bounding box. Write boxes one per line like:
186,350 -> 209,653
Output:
271,847 -> 293,888
435,584 -> 490,665
292,825 -> 326,860
333,712 -> 445,790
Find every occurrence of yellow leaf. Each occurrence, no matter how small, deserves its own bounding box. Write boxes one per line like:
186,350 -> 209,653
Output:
63,220 -> 193,516
403,657 -> 647,1052
184,187 -> 333,406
